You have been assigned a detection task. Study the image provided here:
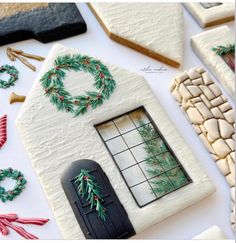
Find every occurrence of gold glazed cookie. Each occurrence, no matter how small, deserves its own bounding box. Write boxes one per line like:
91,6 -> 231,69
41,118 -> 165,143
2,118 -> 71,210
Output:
88,3 -> 184,68
170,67 -> 235,229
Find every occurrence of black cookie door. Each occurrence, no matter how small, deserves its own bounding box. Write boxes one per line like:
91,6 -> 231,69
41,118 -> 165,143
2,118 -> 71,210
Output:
61,159 -> 135,239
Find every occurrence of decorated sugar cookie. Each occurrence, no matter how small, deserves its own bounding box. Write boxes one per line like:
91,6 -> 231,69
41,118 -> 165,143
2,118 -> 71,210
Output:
170,67 -> 235,229
193,226 -> 227,240
0,115 -> 7,149
191,26 -> 235,99
0,3 -> 87,46
16,44 -> 215,239
0,213 -> 49,239
0,168 -> 27,202
88,3 -> 184,68
184,2 -> 235,28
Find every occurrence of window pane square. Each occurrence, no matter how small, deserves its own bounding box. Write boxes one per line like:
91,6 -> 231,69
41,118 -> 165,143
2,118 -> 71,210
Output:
106,137 -> 127,155
146,137 -> 168,155
129,108 -> 150,127
138,123 -> 159,141
149,174 -> 175,198
139,159 -> 163,179
96,121 -> 119,141
114,150 -> 136,170
113,115 -> 136,134
130,144 -> 147,162
122,165 -> 146,187
156,152 -> 179,171
131,182 -> 156,207
122,130 -> 144,147
166,167 -> 190,189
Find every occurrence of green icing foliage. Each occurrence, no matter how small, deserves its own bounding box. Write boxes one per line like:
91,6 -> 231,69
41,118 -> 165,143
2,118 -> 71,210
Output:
40,54 -> 116,116
74,169 -> 107,221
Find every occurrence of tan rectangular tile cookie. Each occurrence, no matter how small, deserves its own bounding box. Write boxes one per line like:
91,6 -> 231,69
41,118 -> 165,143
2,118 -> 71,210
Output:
170,67 -> 235,229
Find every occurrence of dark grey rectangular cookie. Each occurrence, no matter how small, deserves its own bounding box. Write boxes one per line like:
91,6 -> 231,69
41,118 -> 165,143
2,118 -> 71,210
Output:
0,3 -> 87,45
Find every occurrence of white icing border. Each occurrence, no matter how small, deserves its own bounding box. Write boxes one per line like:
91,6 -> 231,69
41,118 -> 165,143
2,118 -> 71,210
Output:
16,44 -> 215,239
184,2 -> 235,27
191,26 -> 235,100
193,225 -> 227,240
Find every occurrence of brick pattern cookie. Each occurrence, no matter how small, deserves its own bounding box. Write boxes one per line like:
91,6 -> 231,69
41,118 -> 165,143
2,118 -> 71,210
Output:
191,26 -> 235,100
184,2 -> 235,27
88,3 -> 183,68
0,3 -> 87,46
193,225 -> 227,240
170,67 -> 235,229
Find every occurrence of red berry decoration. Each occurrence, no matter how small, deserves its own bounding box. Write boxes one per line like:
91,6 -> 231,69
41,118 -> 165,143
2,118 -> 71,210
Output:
99,73 -> 104,79
59,96 -> 64,101
84,59 -> 90,65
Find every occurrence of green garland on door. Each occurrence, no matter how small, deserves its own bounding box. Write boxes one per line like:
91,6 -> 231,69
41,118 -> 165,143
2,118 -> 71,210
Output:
40,54 -> 116,116
0,168 -> 27,203
74,170 -> 107,221
0,65 -> 19,89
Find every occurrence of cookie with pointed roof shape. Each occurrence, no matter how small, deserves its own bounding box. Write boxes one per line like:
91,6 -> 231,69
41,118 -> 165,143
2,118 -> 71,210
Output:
88,3 -> 184,68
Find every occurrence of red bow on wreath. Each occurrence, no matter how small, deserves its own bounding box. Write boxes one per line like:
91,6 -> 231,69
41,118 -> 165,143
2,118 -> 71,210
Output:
0,213 -> 49,239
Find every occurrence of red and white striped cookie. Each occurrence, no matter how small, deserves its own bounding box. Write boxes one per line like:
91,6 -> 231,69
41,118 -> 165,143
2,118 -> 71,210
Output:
0,114 -> 7,149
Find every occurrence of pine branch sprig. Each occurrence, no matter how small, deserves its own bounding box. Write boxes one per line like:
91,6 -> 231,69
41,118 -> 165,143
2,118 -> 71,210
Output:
74,170 -> 107,221
212,44 -> 235,56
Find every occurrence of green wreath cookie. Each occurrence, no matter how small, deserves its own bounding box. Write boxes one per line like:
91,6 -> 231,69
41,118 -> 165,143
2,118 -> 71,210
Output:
0,65 -> 19,89
0,168 -> 27,202
40,54 -> 116,116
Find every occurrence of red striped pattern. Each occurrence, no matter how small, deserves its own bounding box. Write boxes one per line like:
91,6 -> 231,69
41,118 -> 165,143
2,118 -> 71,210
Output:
0,213 -> 49,239
0,114 -> 7,149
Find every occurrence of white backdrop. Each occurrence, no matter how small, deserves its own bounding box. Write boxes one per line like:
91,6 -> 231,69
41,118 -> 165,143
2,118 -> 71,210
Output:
0,3 -> 234,240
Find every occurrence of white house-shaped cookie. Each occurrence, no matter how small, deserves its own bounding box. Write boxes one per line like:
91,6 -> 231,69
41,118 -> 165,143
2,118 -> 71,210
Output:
16,44 -> 214,239
89,3 -> 184,68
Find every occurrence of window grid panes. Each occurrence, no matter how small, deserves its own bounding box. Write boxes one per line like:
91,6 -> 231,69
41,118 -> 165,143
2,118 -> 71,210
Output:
95,107 -> 191,207
200,3 -> 222,9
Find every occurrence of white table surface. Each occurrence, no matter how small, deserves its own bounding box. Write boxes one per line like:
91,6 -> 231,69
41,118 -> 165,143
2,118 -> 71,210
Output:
0,2 -> 235,240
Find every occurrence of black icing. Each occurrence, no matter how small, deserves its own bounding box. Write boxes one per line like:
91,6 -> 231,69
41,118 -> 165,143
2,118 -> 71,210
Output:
61,159 -> 136,239
0,3 -> 87,46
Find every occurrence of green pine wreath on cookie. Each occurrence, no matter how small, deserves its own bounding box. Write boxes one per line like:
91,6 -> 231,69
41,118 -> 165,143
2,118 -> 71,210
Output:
0,168 -> 27,203
0,65 -> 19,89
40,54 -> 116,116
